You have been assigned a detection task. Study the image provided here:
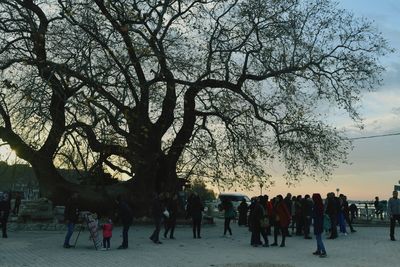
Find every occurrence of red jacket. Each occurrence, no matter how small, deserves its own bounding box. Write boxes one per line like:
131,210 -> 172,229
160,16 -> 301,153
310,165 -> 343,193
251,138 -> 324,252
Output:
102,223 -> 113,238
275,201 -> 291,227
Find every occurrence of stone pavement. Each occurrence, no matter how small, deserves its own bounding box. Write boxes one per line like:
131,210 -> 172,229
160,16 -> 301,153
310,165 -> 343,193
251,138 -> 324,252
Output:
0,222 -> 399,267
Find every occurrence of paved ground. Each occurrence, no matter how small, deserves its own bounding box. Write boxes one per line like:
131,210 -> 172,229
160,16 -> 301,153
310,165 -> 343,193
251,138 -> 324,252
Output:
0,221 -> 399,267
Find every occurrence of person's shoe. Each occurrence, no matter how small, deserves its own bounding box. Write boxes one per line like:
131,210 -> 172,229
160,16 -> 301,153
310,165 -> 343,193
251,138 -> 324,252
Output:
101,247 -> 107,251
154,241 -> 162,244
304,236 -> 312,239
2,234 -> 8,238
286,234 -> 292,237
280,243 -> 285,247
351,229 -> 356,233
170,236 -> 175,239
390,237 -> 396,241
63,244 -> 72,248
270,242 -> 278,246
117,245 -> 127,249
313,251 -> 321,255
319,252 -> 327,258
197,236 -> 202,239
262,243 -> 269,247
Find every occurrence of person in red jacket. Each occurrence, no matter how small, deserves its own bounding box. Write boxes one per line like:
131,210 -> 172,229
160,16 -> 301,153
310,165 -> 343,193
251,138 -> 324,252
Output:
102,217 -> 113,250
271,195 -> 291,247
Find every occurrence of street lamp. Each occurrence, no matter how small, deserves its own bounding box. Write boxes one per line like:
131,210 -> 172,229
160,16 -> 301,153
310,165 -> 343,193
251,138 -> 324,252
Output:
336,188 -> 340,197
260,183 -> 263,195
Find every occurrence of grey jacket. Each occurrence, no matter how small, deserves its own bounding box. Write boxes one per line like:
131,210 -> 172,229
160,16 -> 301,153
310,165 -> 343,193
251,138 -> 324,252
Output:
387,198 -> 400,216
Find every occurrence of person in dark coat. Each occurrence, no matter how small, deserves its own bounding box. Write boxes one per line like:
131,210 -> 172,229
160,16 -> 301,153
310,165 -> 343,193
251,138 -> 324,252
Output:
164,193 -> 179,239
116,196 -> 133,249
325,192 -> 338,239
0,191 -> 11,238
342,195 -> 356,233
237,199 -> 249,226
312,193 -> 327,257
302,194 -> 313,239
220,198 -> 235,236
295,195 -> 303,236
249,197 -> 262,247
13,192 -> 22,215
259,195 -> 270,247
150,193 -> 164,244
63,192 -> 79,248
271,195 -> 290,247
186,193 -> 204,238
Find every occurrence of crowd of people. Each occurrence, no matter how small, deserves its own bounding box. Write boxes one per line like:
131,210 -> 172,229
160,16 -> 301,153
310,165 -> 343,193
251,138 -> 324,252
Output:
2,189 -> 400,258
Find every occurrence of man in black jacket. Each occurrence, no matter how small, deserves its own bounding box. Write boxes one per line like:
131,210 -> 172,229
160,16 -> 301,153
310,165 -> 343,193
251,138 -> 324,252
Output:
116,196 -> 133,249
0,191 -> 11,238
63,192 -> 79,248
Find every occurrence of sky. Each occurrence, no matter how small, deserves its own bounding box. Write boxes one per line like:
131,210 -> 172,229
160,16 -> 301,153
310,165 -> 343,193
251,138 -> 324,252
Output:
234,0 -> 400,201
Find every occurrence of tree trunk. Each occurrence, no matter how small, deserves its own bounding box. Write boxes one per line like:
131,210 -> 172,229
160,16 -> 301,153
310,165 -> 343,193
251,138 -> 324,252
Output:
30,155 -> 179,217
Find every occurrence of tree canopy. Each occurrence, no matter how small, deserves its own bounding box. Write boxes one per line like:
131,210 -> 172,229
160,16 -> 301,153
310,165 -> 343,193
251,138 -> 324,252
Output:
0,0 -> 391,208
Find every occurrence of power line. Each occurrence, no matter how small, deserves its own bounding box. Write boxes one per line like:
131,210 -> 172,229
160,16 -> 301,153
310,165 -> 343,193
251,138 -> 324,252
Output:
349,132 -> 400,140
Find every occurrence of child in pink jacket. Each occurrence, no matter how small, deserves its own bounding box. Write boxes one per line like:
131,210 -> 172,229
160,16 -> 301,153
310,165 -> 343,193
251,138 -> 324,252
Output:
102,218 -> 113,250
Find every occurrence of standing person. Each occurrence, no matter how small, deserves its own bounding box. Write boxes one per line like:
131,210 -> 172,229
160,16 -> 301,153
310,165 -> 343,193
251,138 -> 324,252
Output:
220,198 -> 235,236
186,193 -> 204,239
116,196 -> 133,249
13,192 -> 22,215
388,190 -> 400,241
63,192 -> 79,248
302,194 -> 313,239
259,196 -> 270,247
150,193 -> 164,244
349,203 -> 358,223
284,193 -> 293,236
338,194 -> 348,236
237,199 -> 249,226
374,196 -> 384,220
0,191 -> 11,238
271,195 -> 290,247
295,195 -> 303,236
342,195 -> 356,233
312,193 -> 327,258
164,193 -> 178,239
248,197 -> 261,246
325,192 -> 338,239
101,217 -> 113,250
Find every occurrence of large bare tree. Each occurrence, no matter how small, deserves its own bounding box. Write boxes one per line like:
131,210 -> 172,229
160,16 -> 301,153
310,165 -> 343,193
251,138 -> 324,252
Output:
0,0 -> 390,214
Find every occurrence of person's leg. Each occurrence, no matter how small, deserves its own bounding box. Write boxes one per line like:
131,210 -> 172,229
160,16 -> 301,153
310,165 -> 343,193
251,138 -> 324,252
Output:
64,223 -> 75,246
192,219 -> 197,238
390,216 -> 395,240
271,224 -> 278,245
1,213 -> 8,238
316,233 -> 326,254
106,237 -> 110,249
164,218 -> 170,238
122,224 -> 129,248
170,217 -> 176,238
280,227 -> 286,247
228,217 -> 232,235
261,228 -> 269,246
197,218 -> 202,238
224,217 -> 228,235
103,238 -> 107,248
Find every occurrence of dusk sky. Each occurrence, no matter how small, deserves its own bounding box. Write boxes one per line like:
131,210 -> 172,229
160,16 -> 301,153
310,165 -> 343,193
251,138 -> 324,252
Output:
241,0 -> 400,201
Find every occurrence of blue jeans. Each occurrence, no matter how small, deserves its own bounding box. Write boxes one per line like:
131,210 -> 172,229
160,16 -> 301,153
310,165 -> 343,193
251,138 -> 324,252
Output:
315,233 -> 326,253
64,223 -> 75,245
339,212 -> 347,233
